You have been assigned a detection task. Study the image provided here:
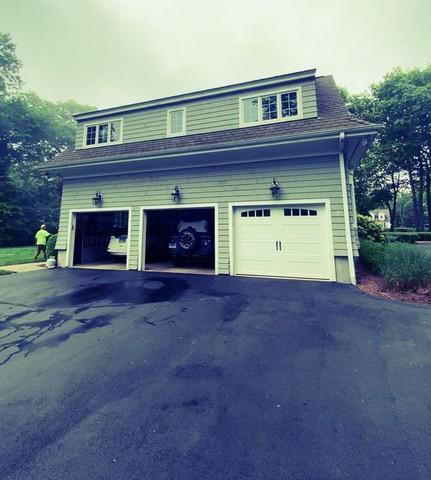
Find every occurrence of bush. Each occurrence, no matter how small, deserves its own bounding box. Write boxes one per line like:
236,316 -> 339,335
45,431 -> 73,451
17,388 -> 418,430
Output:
357,214 -> 384,242
381,243 -> 431,291
394,227 -> 416,232
359,239 -> 386,274
46,234 -> 58,259
383,232 -> 419,243
417,232 -> 431,241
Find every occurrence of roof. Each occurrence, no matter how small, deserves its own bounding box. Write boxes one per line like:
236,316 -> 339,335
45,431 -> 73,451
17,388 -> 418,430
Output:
41,76 -> 380,170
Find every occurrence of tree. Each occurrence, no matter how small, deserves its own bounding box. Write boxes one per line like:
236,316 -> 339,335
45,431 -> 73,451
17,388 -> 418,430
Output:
0,33 -> 21,94
0,32 -> 95,246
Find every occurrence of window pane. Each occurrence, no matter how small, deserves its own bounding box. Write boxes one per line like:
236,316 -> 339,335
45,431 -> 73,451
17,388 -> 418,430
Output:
249,210 -> 255,217
263,209 -> 271,217
243,97 -> 258,123
170,110 -> 184,134
281,91 -> 298,117
292,208 -> 300,216
86,126 -> 96,145
98,124 -> 108,143
301,209 -> 309,216
256,209 -> 262,217
110,121 -> 121,142
262,95 -> 277,120
241,211 -> 247,217
284,208 -> 291,216
309,209 -> 317,216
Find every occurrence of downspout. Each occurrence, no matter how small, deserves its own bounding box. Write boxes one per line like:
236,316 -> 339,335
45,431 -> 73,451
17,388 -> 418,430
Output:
339,132 -> 356,284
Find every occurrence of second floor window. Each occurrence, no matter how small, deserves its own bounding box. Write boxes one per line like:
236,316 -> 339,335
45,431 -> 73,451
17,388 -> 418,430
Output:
85,120 -> 122,146
167,108 -> 186,136
241,89 -> 301,126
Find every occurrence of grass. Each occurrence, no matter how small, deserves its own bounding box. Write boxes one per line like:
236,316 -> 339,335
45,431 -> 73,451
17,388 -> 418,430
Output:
0,246 -> 42,266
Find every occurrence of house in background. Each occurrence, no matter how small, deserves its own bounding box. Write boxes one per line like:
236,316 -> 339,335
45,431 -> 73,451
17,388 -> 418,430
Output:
369,209 -> 391,230
39,68 -> 380,284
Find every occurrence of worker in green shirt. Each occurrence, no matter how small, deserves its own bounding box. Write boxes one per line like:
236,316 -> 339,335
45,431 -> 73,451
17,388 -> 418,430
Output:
34,224 -> 51,260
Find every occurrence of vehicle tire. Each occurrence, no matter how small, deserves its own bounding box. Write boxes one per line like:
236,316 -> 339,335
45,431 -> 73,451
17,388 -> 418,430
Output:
176,227 -> 199,253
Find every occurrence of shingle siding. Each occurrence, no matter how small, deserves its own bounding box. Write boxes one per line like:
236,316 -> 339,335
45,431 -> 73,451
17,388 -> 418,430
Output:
56,155 -> 348,272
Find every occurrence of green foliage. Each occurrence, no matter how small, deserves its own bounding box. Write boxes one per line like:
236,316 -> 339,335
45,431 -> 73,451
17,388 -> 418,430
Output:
383,232 -> 418,243
359,240 -> 386,274
0,32 -> 22,94
0,32 -> 95,246
381,243 -> 431,291
46,234 -> 58,258
394,227 -> 416,232
357,214 -> 384,242
417,232 -> 431,241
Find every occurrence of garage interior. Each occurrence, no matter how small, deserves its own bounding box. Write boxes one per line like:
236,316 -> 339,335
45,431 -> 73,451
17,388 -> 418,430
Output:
144,208 -> 215,274
73,211 -> 128,269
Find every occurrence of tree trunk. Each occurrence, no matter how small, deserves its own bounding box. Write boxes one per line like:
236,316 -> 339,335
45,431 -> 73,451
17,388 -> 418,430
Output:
418,158 -> 425,230
407,162 -> 420,231
426,150 -> 431,232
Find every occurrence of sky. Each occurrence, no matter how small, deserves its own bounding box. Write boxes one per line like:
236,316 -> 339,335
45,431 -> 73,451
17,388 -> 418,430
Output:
1,0 -> 430,110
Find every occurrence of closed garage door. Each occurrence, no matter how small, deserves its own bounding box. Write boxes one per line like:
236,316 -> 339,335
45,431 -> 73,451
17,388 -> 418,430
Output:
234,204 -> 332,280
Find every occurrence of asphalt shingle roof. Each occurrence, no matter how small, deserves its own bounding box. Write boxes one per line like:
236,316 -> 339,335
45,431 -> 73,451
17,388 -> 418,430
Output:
43,76 -> 378,168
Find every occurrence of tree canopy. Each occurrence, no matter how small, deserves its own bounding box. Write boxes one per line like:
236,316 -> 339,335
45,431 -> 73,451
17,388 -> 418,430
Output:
0,32 -> 95,246
344,65 -> 431,231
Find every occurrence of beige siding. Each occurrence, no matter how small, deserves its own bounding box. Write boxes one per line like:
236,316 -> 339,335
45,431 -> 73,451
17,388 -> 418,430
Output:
75,79 -> 318,149
56,155 -> 348,273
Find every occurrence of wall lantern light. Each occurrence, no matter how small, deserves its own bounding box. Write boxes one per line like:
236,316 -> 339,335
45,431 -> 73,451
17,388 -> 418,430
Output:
171,185 -> 181,203
269,177 -> 281,198
92,191 -> 103,206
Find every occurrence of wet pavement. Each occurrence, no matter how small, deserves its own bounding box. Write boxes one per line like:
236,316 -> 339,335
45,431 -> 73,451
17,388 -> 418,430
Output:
0,269 -> 430,480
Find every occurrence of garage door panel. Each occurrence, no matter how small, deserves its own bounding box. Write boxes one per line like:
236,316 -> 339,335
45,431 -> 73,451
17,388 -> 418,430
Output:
234,204 -> 331,280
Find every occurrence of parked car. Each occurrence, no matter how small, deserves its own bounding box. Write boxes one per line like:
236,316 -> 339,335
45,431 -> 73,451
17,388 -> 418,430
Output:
169,220 -> 213,266
107,234 -> 128,256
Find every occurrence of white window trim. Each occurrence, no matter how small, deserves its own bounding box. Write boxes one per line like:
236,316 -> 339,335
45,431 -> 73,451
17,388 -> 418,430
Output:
239,86 -> 303,127
167,108 -> 186,137
82,118 -> 124,148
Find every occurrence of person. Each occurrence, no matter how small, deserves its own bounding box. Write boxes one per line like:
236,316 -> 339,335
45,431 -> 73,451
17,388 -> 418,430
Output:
34,224 -> 50,260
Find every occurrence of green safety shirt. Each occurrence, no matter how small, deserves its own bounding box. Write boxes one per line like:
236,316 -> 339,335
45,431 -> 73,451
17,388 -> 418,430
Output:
35,229 -> 50,246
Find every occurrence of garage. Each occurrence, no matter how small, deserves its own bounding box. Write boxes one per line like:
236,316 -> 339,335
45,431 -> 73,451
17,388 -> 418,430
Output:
71,210 -> 129,269
143,207 -> 216,274
233,203 -> 333,280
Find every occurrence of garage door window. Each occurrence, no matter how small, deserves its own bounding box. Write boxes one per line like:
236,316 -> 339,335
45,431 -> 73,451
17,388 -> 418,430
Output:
284,208 -> 318,217
241,209 -> 271,218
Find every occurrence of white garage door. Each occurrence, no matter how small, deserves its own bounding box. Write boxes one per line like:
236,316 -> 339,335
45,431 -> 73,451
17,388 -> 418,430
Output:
234,204 -> 332,280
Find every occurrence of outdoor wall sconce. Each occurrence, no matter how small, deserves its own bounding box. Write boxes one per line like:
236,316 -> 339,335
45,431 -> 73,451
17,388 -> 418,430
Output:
92,191 -> 103,206
269,177 -> 281,198
171,185 -> 181,203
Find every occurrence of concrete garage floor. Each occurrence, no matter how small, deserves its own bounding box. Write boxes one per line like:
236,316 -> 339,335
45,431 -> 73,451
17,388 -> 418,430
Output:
0,270 -> 430,480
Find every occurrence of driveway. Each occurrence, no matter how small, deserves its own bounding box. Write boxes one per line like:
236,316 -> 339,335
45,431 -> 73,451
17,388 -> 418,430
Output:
0,270 -> 430,480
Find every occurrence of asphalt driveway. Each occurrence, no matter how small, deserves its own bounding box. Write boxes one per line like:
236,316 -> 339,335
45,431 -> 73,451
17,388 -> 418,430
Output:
0,269 -> 430,480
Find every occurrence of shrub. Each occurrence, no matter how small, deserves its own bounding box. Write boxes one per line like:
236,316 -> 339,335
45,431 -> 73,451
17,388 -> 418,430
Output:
383,232 -> 419,243
395,227 -> 416,232
359,239 -> 386,274
46,234 -> 58,259
381,243 -> 431,291
417,232 -> 431,241
357,214 -> 384,242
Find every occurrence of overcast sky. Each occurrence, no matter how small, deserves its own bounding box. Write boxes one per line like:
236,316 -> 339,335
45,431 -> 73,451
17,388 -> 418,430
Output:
1,0 -> 430,110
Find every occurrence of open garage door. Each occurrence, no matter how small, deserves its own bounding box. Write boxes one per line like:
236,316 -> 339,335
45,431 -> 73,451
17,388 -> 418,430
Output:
143,207 -> 216,274
72,210 -> 129,270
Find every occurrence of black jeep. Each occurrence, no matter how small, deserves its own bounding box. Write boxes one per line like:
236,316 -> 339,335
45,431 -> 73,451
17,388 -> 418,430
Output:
169,220 -> 213,266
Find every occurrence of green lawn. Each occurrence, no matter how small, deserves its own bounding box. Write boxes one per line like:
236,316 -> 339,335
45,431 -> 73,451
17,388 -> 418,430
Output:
0,246 -> 41,266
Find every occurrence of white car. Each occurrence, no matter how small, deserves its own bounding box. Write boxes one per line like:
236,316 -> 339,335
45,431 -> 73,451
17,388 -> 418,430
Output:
107,234 -> 128,256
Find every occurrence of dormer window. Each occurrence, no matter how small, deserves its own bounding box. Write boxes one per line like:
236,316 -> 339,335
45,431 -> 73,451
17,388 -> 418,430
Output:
240,88 -> 302,126
84,119 -> 122,147
167,108 -> 186,137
